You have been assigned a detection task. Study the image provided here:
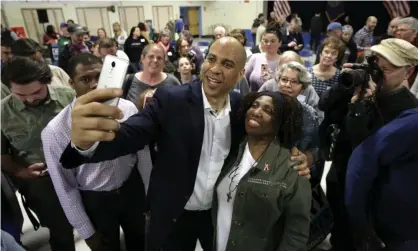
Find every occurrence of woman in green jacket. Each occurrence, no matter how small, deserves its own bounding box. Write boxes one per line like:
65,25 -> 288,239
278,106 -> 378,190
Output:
213,92 -> 312,251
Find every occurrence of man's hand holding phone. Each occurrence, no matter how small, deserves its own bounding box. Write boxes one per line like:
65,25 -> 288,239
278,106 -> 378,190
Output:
71,88 -> 124,150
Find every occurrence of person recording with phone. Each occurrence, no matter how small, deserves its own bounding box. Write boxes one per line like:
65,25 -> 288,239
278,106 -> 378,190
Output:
319,38 -> 418,251
245,29 -> 282,91
1,57 -> 76,251
42,53 -> 151,251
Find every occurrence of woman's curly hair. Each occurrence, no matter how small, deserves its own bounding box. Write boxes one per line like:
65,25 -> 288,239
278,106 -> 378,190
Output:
237,92 -> 303,149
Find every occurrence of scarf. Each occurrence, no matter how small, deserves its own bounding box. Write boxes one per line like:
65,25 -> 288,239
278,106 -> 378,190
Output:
158,41 -> 169,52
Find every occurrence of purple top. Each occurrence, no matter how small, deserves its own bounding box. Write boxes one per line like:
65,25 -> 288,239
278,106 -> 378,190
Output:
245,53 -> 280,91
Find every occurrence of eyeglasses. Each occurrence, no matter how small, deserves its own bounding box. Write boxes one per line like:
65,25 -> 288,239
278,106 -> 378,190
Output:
279,77 -> 300,86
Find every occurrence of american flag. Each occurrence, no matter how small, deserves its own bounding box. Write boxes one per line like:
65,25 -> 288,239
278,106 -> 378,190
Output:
384,0 -> 410,19
274,0 -> 291,19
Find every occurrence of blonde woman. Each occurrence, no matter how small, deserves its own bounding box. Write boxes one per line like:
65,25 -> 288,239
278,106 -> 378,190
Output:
281,18 -> 304,52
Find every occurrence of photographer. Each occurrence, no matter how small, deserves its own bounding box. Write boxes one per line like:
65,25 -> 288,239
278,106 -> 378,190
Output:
318,38 -> 418,251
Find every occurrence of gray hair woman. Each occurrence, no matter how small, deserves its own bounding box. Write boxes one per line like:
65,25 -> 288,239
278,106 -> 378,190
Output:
158,29 -> 171,52
342,25 -> 354,42
259,60 -> 320,114
259,62 -> 321,166
341,25 -> 358,64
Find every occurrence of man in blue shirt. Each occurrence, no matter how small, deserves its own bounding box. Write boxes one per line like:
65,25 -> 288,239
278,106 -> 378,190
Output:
175,16 -> 184,35
346,107 -> 418,251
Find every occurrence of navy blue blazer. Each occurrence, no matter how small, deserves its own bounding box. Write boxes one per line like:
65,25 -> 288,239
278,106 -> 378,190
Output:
60,80 -> 245,250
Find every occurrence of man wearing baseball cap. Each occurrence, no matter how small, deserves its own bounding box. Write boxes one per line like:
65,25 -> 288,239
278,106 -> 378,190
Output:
346,38 -> 418,251
58,24 -> 89,72
327,22 -> 343,38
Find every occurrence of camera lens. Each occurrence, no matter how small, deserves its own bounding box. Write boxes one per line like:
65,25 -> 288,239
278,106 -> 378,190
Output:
111,61 -> 116,68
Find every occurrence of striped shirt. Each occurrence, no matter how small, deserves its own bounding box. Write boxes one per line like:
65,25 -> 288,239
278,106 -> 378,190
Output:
354,26 -> 374,50
41,98 -> 152,239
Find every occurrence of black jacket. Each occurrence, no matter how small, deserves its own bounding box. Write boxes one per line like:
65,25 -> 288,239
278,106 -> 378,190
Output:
319,84 -> 418,167
375,33 -> 394,45
124,36 -> 149,63
280,32 -> 305,52
344,38 -> 358,64
310,15 -> 322,35
58,44 -> 72,73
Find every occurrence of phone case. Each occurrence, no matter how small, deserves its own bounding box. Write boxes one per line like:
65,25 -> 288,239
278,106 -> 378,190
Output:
97,55 -> 129,106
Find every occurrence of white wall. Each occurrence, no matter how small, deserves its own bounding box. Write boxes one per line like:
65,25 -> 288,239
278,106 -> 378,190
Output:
2,0 -> 264,36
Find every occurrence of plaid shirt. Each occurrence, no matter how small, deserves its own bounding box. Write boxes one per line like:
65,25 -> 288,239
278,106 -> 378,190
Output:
354,26 -> 374,50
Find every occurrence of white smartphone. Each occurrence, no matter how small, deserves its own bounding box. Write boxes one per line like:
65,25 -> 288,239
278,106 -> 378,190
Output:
97,55 -> 129,106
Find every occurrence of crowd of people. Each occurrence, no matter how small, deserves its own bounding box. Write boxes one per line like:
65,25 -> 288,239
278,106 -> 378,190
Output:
1,9 -> 418,251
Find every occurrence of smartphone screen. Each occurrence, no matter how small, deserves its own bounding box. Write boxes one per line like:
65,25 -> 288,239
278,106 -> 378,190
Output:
97,55 -> 129,106
261,63 -> 269,77
143,90 -> 156,108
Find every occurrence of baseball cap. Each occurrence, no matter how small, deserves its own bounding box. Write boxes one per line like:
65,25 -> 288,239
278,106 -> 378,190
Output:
67,24 -> 88,35
60,22 -> 68,28
371,38 -> 418,67
327,22 -> 342,32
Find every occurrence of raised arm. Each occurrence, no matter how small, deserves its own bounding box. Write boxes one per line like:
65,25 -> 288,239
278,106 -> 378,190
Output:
60,88 -> 168,169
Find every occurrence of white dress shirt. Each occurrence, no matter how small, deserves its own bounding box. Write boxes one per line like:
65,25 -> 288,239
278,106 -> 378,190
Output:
184,87 -> 231,210
216,143 -> 255,251
74,86 -> 232,211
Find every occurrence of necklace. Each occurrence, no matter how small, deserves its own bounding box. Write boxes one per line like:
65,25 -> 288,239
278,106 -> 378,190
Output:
226,143 -> 270,202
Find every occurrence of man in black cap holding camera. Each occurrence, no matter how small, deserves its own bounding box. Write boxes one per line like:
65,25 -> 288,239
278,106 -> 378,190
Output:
59,24 -> 90,72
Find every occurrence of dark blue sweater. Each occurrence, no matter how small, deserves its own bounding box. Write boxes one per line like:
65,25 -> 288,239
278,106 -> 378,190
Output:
345,107 -> 418,243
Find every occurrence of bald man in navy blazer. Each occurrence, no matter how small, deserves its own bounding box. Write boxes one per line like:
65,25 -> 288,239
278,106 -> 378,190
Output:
60,37 -> 310,251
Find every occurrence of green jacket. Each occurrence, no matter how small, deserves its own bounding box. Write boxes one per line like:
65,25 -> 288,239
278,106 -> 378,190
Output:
212,139 -> 311,251
1,83 -> 11,99
1,85 -> 75,168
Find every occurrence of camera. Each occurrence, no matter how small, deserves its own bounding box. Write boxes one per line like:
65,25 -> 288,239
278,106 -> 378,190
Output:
111,61 -> 116,68
339,56 -> 384,94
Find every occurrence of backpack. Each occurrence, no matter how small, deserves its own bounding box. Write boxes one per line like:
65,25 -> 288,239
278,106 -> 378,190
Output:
122,74 -> 135,99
